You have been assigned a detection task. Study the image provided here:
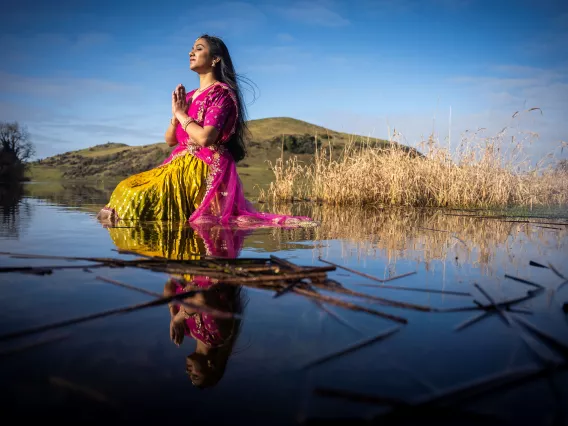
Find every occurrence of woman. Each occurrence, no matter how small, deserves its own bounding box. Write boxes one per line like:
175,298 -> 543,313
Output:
97,34 -> 315,228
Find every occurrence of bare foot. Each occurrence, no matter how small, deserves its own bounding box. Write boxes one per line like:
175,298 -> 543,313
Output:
96,208 -> 119,228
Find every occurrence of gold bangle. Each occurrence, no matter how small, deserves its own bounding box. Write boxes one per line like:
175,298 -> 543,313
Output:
181,117 -> 193,132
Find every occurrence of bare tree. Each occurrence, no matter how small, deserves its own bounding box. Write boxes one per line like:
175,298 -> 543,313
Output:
0,121 -> 36,163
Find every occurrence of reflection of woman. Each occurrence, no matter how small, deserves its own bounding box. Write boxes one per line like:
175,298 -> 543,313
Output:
103,217 -> 249,388
105,220 -> 206,260
164,276 -> 244,388
97,34 -> 314,228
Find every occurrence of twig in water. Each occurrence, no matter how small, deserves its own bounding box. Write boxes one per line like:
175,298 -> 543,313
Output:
440,214 -> 568,227
0,251 -> 136,265
291,288 -> 408,324
270,255 -> 333,298
94,275 -> 232,318
473,283 -> 562,365
300,325 -> 402,370
0,264 -> 108,275
512,315 -> 568,357
350,282 -> 470,297
111,248 -> 156,259
270,255 -> 306,271
311,281 -> 444,313
0,290 -> 230,343
454,300 -> 540,330
273,280 -> 305,298
548,263 -> 567,281
504,274 -> 544,289
310,299 -> 364,335
323,364 -> 567,423
317,257 -> 416,283
546,263 -> 568,291
529,260 -> 549,269
444,290 -> 543,313
453,304 -> 539,333
454,311 -> 490,331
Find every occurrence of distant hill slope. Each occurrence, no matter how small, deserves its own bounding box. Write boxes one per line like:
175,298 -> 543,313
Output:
27,117 -> 413,192
247,117 -> 341,140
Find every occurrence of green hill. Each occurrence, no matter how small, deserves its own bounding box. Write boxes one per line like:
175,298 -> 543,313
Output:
27,117 -> 408,193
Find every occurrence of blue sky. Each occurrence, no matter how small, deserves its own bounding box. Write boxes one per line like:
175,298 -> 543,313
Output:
1,0 -> 567,162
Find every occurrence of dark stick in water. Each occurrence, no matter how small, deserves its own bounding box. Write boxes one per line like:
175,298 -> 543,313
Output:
318,257 -> 416,283
291,288 -> 408,324
300,325 -> 402,370
0,290 -> 231,343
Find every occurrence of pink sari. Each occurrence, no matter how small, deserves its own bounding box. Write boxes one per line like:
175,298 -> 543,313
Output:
162,82 -> 315,229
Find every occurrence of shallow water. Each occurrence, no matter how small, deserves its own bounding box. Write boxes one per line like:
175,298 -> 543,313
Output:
1,182 -> 567,425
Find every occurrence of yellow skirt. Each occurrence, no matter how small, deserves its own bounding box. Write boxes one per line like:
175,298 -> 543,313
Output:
102,153 -> 209,222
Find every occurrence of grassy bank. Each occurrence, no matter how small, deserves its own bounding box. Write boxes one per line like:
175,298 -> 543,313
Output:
262,118 -> 568,208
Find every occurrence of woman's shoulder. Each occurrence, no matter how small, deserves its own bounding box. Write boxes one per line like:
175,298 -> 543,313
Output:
209,82 -> 236,99
203,82 -> 237,108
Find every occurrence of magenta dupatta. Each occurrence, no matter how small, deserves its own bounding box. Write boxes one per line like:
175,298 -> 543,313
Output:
162,82 -> 314,228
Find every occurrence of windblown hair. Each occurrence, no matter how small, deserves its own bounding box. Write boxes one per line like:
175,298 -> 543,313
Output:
198,34 -> 252,163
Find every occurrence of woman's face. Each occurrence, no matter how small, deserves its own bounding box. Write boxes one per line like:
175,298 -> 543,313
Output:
189,38 -> 214,73
185,354 -> 206,385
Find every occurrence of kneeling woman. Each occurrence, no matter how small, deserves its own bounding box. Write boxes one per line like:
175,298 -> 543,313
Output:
98,34 -> 314,227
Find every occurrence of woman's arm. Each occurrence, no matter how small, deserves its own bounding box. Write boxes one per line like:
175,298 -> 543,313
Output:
172,89 -> 221,147
164,119 -> 178,147
174,111 -> 219,147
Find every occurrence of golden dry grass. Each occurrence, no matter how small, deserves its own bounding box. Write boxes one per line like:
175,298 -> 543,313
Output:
261,114 -> 568,208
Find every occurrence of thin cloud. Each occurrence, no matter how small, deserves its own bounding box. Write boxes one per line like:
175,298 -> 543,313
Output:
0,72 -> 139,100
277,33 -> 295,42
176,1 -> 266,37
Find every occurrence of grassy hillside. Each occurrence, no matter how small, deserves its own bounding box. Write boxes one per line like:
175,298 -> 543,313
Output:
27,117 -> 404,194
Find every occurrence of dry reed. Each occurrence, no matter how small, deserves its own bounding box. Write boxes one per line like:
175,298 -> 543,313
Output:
261,113 -> 568,208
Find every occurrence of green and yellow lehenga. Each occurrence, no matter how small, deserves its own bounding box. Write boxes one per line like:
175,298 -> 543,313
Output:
103,154 -> 209,222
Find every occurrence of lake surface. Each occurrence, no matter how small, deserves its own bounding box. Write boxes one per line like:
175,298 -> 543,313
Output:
1,182 -> 567,425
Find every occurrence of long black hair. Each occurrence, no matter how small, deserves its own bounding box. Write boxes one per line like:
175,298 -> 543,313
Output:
198,34 -> 252,163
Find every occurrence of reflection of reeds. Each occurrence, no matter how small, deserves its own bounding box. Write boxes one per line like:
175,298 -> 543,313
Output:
263,204 -> 567,273
263,117 -> 568,208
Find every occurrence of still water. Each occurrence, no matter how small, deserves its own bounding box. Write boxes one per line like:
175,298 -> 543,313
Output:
1,182 -> 567,425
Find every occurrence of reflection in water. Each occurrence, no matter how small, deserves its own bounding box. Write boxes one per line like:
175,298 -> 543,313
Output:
266,203 -> 567,275
16,180 -> 568,276
104,220 -> 253,259
103,219 -> 248,388
164,277 -> 243,388
24,182 -> 115,211
0,183 -> 32,239
2,185 -> 567,422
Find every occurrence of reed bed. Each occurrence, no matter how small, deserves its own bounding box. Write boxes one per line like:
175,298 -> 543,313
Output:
261,114 -> 568,208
